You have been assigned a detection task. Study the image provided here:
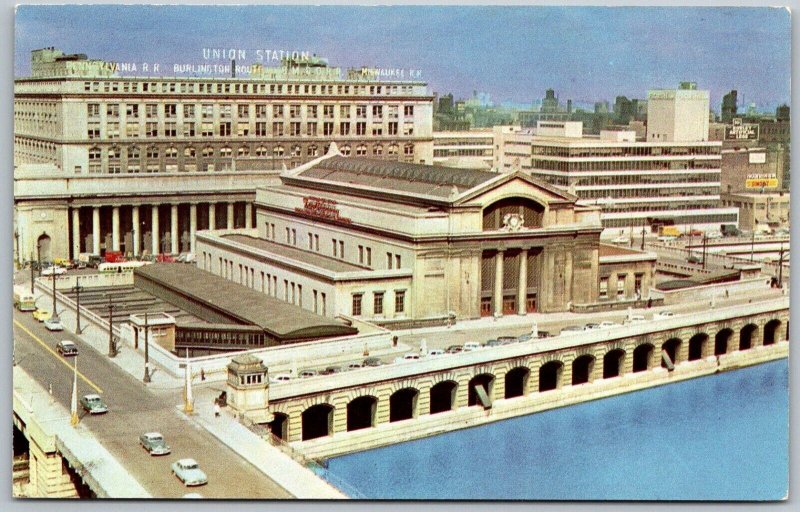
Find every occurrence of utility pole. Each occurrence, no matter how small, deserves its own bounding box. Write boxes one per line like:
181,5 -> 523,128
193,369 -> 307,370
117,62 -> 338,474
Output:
51,265 -> 58,319
778,243 -> 785,285
70,356 -> 79,426
105,295 -> 118,358
72,278 -> 84,334
143,312 -> 151,383
184,348 -> 193,414
702,233 -> 708,269
29,252 -> 35,294
640,223 -> 646,251
750,229 -> 756,262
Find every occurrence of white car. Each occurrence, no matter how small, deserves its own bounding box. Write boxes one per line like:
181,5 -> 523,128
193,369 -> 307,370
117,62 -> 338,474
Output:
610,236 -> 630,245
269,373 -> 291,383
44,318 -> 64,331
706,231 -> 723,239
624,315 -> 647,325
427,349 -> 445,356
171,459 -> 208,487
653,311 -> 676,321
462,342 -> 482,352
598,321 -> 620,329
41,266 -> 66,276
394,353 -> 421,364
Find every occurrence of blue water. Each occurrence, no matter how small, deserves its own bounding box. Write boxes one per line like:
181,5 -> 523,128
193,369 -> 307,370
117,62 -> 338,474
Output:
322,360 -> 789,500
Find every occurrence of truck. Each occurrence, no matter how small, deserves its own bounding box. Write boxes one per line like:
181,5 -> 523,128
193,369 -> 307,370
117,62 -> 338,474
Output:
104,251 -> 125,263
720,224 -> 741,237
13,285 -> 36,312
658,226 -> 682,238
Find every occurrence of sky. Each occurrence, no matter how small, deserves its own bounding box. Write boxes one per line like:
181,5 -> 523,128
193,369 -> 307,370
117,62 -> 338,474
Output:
14,5 -> 791,112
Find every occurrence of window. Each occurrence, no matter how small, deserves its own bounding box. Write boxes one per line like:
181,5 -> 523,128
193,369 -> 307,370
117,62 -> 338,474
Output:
395,290 -> 405,314
307,122 -> 317,136
87,104 -> 100,117
126,104 -> 139,118
87,123 -> 100,139
219,122 -> 231,136
164,122 -> 177,137
323,122 -> 334,136
164,104 -> 177,118
146,104 -> 158,118
307,105 -> 318,118
340,122 -> 351,135
600,278 -> 608,299
238,146 -> 250,157
289,104 -> 301,118
165,146 -> 178,158
273,145 -> 284,157
341,145 -> 351,156
272,122 -> 284,136
387,252 -> 393,269
404,105 -> 414,116
201,122 -> 214,137
617,275 -> 626,299
146,122 -> 158,137
366,247 -> 372,266
372,105 -> 383,119
183,122 -> 196,136
358,245 -> 364,264
332,239 -> 338,257
106,104 -> 119,117
255,122 -> 267,136
237,122 -> 250,136
290,122 -> 302,136
339,105 -> 351,118
635,273 -> 643,297
255,145 -> 268,156
307,144 -> 318,157
395,254 -> 401,268
323,105 -> 334,118
146,146 -> 159,159
237,105 -> 249,118
356,122 -> 366,135
273,105 -> 284,117
184,147 -> 195,158
255,105 -> 267,118
356,144 -> 367,156
201,104 -> 213,119
339,240 -> 344,258
183,104 -> 195,118
374,292 -> 384,316
352,293 -> 363,316
374,145 -> 383,156
220,104 -> 232,118
356,105 -> 367,118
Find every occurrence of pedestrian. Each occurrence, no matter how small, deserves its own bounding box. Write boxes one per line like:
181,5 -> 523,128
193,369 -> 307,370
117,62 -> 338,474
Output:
200,368 -> 205,381
214,403 -> 221,418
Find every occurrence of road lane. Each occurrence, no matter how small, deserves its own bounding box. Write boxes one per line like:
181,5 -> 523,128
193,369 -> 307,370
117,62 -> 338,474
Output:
13,310 -> 292,499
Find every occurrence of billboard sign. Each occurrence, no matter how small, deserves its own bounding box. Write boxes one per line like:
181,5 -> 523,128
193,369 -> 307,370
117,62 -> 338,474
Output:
725,118 -> 759,140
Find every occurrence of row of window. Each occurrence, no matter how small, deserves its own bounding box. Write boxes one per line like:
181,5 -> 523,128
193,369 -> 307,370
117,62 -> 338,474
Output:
530,145 -> 721,158
176,329 -> 268,347
530,159 -> 720,173
82,80 -> 418,96
568,173 -> 720,187
577,187 -> 719,200
88,102 -> 415,120
352,290 -> 405,316
433,148 -> 493,157
599,273 -> 644,300
600,213 -> 739,228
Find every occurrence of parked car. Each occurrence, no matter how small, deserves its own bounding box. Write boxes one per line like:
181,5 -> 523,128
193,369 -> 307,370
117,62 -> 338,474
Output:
584,323 -> 602,331
427,349 -> 445,357
624,314 -> 647,325
652,311 -> 676,321
56,340 -> 78,357
171,459 -> 208,487
347,362 -> 364,370
41,266 -> 67,276
319,366 -> 343,375
298,369 -> 318,378
269,373 -> 291,383
33,309 -> 52,322
484,339 -> 503,348
517,333 -> 533,342
44,318 -> 64,331
462,342 -> 482,352
80,394 -> 108,415
610,236 -> 630,245
706,231 -> 723,239
496,336 -> 518,345
139,432 -> 171,456
560,325 -> 586,334
394,353 -> 421,364
598,321 -> 619,329
445,345 -> 463,354
363,357 -> 383,367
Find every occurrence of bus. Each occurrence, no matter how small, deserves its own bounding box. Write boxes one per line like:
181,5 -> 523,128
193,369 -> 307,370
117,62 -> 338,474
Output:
13,285 -> 36,312
97,261 -> 153,274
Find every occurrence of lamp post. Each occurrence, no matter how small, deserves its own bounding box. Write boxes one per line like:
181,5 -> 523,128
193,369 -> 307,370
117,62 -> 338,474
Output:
702,233 -> 708,270
29,252 -> 35,294
51,264 -> 58,319
14,229 -> 20,270
72,278 -> 84,334
750,229 -> 756,262
640,222 -> 646,251
143,312 -> 151,383
105,295 -> 118,358
778,243 -> 786,285
70,356 -> 79,426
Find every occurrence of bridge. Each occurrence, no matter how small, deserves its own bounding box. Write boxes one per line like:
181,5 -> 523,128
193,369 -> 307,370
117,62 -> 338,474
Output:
257,297 -> 789,459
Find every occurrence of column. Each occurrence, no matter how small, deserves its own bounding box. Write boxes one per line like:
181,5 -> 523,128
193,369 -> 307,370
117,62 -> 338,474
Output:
131,205 -> 140,256
493,249 -> 504,316
170,204 -> 179,254
227,202 -> 235,229
189,203 -> 198,254
111,206 -> 120,251
92,207 -> 100,254
517,249 -> 528,315
71,208 -> 80,260
151,205 -> 160,255
245,203 -> 253,229
208,203 -> 216,230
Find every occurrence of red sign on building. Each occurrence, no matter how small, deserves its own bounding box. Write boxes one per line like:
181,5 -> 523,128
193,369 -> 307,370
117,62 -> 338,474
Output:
295,196 -> 352,223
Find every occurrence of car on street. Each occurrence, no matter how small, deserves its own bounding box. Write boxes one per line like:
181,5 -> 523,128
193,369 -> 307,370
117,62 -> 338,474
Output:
394,353 -> 421,363
80,394 -> 108,415
462,341 -> 482,352
347,362 -> 365,370
445,345 -> 463,354
560,325 -> 587,335
428,349 -> 445,356
706,231 -> 723,239
171,459 -> 208,487
598,321 -> 620,329
319,366 -> 343,375
56,340 -> 79,357
41,266 -> 67,276
298,369 -> 319,378
363,357 -> 383,367
517,333 -> 533,342
623,314 -> 647,325
269,373 -> 292,383
44,317 -> 64,331
652,311 -> 676,321
610,236 -> 630,245
33,309 -> 52,322
497,336 -> 518,345
139,432 -> 171,456
584,323 -> 602,331
483,339 -> 503,347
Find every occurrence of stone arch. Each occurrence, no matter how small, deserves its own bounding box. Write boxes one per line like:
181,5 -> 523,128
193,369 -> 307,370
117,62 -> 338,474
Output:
688,333 -> 709,361
482,196 -> 546,230
763,319 -> 782,345
739,324 -> 758,350
505,366 -> 530,399
661,337 -> 682,367
715,328 -> 734,356
429,380 -> 458,415
632,343 -> 654,372
572,354 -> 596,385
268,412 -> 289,440
346,395 -> 378,432
301,403 -> 334,441
389,388 -> 419,423
37,233 -> 52,262
468,373 -> 495,406
539,360 -> 564,392
603,349 -> 626,379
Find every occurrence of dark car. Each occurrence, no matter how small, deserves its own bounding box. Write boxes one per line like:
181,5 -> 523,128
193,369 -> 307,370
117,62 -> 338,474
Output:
445,345 -> 463,354
496,336 -> 518,345
56,340 -> 78,357
319,366 -> 343,375
363,357 -> 383,367
484,339 -> 503,347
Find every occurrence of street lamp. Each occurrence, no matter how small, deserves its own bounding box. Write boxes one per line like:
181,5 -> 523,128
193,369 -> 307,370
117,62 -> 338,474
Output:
51,264 -> 59,320
143,312 -> 151,383
72,277 -> 85,334
105,294 -> 120,358
29,251 -> 35,294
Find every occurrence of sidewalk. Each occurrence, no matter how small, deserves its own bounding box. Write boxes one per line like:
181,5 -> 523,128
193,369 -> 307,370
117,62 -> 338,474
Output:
13,367 -> 150,498
183,387 -> 346,499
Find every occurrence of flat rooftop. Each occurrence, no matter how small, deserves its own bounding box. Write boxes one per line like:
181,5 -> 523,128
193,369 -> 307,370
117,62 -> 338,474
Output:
220,233 -> 367,273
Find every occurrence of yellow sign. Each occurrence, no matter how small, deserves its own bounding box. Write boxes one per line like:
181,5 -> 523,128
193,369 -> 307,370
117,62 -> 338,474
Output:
746,179 -> 778,188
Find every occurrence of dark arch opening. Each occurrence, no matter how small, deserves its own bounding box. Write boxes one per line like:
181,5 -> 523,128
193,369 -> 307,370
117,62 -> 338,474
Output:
764,319 -> 782,346
715,329 -> 733,356
632,344 -> 654,373
268,412 -> 288,441
429,381 -> 458,415
740,324 -> 757,351
662,338 -> 682,367
482,197 -> 545,230
505,367 -> 530,399
688,333 -> 709,361
389,388 -> 419,423
603,349 -> 625,379
539,361 -> 563,392
347,396 -> 377,432
37,233 -> 52,262
572,355 -> 596,385
301,404 -> 334,441
468,374 -> 495,406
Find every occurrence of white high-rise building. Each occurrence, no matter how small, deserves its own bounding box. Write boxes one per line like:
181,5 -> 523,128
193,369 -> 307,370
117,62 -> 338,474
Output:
646,82 -> 710,143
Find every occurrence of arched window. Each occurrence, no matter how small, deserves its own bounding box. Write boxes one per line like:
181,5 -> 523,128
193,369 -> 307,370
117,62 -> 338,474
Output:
184,146 -> 196,158
88,147 -> 101,160
307,144 -> 318,157
373,144 -> 383,156
482,197 -> 546,230
128,146 -> 140,159
291,145 -> 302,157
341,144 -> 351,156
165,146 -> 178,158
146,146 -> 159,159
255,145 -> 268,157
356,144 -> 367,156
202,146 -> 214,157
403,143 -> 414,155
219,146 -> 232,157
388,143 -> 399,155
273,146 -> 284,157
238,146 -> 250,157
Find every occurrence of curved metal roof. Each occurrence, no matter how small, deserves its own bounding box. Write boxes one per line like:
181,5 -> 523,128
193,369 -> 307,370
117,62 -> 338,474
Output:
312,156 -> 497,190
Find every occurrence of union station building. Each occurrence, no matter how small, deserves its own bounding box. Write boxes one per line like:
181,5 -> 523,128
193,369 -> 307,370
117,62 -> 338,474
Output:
196,147 -> 655,325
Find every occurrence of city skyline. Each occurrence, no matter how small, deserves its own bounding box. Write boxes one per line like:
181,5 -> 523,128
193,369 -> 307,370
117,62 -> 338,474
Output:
15,5 -> 791,112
